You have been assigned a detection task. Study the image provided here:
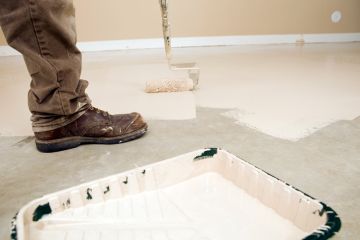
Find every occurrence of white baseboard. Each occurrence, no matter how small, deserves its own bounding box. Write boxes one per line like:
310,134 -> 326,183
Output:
0,46 -> 20,56
1,33 -> 359,56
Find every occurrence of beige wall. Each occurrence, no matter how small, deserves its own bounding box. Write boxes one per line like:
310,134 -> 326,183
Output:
1,0 -> 360,45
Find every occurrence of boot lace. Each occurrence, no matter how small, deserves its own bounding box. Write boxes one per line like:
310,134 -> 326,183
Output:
89,106 -> 109,117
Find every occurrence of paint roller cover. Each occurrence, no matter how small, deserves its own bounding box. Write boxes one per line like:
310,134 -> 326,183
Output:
145,78 -> 194,93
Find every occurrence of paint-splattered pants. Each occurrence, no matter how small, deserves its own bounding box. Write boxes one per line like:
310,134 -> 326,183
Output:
0,0 -> 91,132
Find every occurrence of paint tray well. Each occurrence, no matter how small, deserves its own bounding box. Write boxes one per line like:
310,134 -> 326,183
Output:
12,148 -> 341,240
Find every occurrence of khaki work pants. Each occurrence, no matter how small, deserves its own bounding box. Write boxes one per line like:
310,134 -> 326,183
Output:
0,0 -> 91,132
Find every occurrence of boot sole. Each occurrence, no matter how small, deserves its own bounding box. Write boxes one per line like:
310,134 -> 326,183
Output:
35,124 -> 148,153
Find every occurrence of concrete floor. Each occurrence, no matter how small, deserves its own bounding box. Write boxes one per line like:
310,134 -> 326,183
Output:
0,107 -> 359,240
1,43 -> 360,239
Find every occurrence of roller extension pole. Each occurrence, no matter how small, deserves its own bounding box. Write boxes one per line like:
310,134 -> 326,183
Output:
145,0 -> 200,93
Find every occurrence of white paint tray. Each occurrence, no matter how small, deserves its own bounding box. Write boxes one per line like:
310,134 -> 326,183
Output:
11,148 -> 341,240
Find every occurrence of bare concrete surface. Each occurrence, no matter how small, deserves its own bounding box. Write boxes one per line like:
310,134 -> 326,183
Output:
0,107 -> 359,240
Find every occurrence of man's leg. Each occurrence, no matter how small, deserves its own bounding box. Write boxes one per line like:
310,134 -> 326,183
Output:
0,0 -> 147,152
0,0 -> 91,131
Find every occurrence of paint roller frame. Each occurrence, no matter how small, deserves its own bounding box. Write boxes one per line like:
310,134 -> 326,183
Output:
159,0 -> 200,89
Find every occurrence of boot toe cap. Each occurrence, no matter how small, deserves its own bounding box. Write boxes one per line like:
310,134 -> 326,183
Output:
124,112 -> 147,133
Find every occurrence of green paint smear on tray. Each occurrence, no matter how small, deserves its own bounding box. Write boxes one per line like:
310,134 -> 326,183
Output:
194,148 -> 218,161
32,203 -> 52,222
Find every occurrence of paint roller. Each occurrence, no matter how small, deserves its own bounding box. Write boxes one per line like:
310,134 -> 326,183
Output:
145,0 -> 200,93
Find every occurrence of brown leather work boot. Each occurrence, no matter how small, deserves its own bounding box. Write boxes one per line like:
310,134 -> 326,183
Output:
34,106 -> 148,152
